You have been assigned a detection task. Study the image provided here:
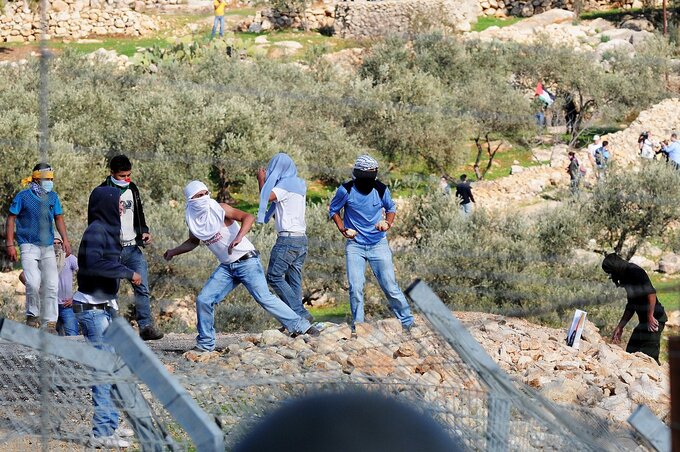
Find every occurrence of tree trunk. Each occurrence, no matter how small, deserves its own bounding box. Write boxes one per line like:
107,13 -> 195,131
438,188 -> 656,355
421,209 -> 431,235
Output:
210,164 -> 234,204
483,134 -> 503,178
473,137 -> 484,180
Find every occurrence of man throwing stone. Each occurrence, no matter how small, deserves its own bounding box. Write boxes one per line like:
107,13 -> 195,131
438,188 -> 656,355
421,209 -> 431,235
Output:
164,181 -> 319,353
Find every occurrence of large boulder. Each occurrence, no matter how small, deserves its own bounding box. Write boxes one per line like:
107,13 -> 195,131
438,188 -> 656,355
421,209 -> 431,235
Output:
659,253 -> 680,275
620,18 -> 654,32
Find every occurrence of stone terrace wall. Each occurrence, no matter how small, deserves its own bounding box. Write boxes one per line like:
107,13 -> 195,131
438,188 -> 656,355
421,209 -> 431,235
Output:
334,0 -> 481,37
0,0 -> 161,42
481,0 -> 660,18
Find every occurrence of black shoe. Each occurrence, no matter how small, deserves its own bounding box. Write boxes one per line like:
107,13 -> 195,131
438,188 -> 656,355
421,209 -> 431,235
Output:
305,326 -> 321,337
305,314 -> 315,323
140,325 -> 164,341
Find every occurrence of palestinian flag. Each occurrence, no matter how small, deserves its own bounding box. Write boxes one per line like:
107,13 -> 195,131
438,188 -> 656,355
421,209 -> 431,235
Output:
535,82 -> 555,106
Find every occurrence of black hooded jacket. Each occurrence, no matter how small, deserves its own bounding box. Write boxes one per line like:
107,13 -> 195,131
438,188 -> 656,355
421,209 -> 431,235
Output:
602,254 -> 667,325
77,187 -> 135,300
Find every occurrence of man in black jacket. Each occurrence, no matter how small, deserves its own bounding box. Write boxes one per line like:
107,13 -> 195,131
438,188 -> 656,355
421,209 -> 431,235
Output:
602,253 -> 668,363
74,186 -> 141,448
100,155 -> 163,340
455,175 -> 475,216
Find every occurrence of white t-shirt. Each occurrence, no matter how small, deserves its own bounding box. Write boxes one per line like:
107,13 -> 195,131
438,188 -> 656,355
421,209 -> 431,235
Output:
73,290 -> 118,311
120,189 -> 136,244
271,187 -> 306,234
203,222 -> 256,264
588,142 -> 601,160
640,139 -> 655,159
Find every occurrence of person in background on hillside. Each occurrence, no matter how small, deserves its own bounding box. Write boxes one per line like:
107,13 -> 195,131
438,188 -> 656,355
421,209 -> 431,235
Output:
587,135 -> 602,172
638,131 -> 656,160
661,132 -> 680,170
455,175 -> 475,216
439,176 -> 450,195
593,140 -> 611,180
211,0 -> 227,38
75,186 -> 140,449
5,162 -> 71,333
602,253 -> 667,364
100,155 -> 163,341
19,233 -> 79,336
256,153 -> 313,323
164,181 -> 319,353
329,155 -> 415,333
567,151 -> 582,195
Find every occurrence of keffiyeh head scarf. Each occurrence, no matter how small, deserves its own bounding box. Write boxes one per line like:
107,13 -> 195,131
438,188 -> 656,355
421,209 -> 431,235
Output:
352,155 -> 379,195
257,153 -> 306,224
184,181 -> 225,241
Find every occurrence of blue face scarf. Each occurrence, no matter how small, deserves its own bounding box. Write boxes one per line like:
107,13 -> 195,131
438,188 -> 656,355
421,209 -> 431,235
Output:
257,153 -> 306,223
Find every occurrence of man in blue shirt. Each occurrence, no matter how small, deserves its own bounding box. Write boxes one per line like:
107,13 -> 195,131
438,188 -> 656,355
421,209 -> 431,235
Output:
5,162 -> 71,333
329,155 -> 414,332
663,133 -> 680,169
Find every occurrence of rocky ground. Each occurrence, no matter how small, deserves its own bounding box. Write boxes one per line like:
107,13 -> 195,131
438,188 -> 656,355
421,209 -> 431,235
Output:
159,312 -> 669,429
466,9 -> 657,58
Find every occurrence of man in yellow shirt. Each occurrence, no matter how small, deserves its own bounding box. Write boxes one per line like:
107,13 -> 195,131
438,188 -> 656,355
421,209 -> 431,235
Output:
212,0 -> 227,38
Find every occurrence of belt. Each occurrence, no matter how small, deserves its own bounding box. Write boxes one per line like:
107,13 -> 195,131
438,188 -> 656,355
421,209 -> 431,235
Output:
72,302 -> 109,313
122,241 -> 137,247
278,231 -> 306,237
234,250 -> 259,263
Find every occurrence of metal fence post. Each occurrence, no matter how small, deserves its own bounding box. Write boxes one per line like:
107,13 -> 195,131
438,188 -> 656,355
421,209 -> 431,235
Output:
104,318 -> 224,452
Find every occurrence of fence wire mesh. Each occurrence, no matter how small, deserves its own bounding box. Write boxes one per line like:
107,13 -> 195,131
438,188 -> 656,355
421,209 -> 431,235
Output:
0,297 -> 647,451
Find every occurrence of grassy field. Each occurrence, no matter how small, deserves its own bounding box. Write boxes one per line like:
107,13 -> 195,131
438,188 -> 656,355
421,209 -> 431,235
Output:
472,16 -> 522,32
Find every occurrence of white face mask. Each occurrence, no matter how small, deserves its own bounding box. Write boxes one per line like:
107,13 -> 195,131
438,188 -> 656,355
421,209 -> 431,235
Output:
111,177 -> 130,188
41,180 -> 54,192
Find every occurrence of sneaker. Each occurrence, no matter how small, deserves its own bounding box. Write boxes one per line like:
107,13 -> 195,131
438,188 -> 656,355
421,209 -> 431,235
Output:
304,314 -> 315,323
26,316 -> 40,328
45,322 -> 58,335
304,326 -> 321,337
403,323 -> 415,336
139,325 -> 164,341
190,345 -> 211,354
89,435 -> 130,448
116,427 -> 134,438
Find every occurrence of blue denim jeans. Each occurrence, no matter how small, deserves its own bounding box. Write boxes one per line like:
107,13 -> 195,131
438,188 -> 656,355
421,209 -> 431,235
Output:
345,238 -> 414,328
196,257 -> 311,351
120,246 -> 152,328
266,236 -> 311,320
211,15 -> 225,37
75,307 -> 119,437
57,305 -> 78,336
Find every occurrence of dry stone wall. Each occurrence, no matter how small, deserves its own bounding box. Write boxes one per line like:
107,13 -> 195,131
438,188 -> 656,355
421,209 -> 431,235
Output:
334,0 -> 481,37
0,0 -> 161,42
481,0 -> 660,18
241,0 -> 481,36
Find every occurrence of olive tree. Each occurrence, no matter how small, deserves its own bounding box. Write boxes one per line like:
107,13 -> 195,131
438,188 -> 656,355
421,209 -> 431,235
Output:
585,161 -> 680,259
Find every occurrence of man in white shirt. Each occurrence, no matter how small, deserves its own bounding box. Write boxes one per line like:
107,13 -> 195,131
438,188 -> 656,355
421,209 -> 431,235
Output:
164,181 -> 319,353
256,153 -> 313,322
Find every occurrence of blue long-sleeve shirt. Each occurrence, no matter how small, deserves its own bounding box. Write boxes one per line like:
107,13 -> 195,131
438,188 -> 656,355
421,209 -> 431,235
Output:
665,141 -> 680,165
329,182 -> 396,245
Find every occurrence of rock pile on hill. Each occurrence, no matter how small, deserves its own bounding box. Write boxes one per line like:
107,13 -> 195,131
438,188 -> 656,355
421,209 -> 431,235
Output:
182,311 -> 669,425
466,9 -> 654,58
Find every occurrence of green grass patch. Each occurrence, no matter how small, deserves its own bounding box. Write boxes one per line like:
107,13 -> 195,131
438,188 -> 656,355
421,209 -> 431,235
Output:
472,16 -> 522,32
579,7 -> 643,20
456,142 -> 544,181
651,274 -> 680,311
54,36 -> 172,57
309,303 -> 351,323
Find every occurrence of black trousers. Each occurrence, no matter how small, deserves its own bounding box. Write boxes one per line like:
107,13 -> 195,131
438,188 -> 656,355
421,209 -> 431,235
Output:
627,323 -> 665,364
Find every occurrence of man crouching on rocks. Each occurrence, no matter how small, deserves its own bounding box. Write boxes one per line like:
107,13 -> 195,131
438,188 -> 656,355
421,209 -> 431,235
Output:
163,181 -> 319,353
603,253 -> 667,364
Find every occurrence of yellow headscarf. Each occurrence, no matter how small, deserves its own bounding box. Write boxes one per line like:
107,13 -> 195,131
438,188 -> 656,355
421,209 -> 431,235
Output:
21,169 -> 54,187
